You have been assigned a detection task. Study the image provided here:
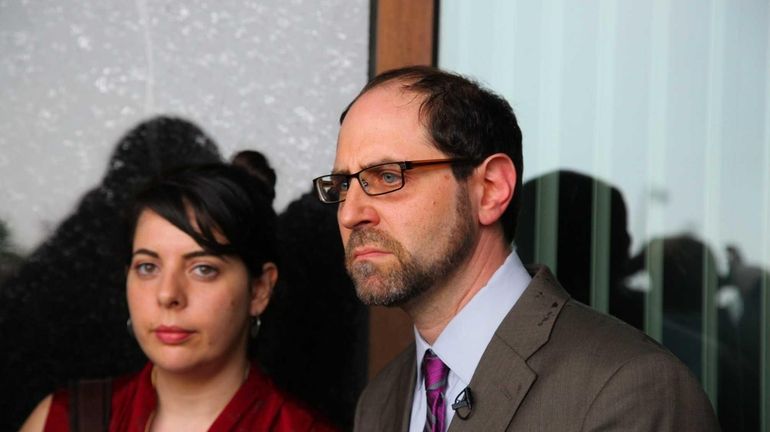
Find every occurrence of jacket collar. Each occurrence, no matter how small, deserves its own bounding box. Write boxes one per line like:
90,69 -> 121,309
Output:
448,265 -> 570,431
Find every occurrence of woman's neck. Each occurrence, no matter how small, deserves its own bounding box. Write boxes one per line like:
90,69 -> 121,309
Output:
149,357 -> 250,432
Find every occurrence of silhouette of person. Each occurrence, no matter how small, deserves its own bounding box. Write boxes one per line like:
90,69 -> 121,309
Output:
626,235 -> 768,432
515,170 -> 644,329
717,244 -> 766,431
0,116 -> 222,430
627,234 -> 717,379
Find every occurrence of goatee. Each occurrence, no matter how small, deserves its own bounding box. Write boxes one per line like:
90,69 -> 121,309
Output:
344,187 -> 476,306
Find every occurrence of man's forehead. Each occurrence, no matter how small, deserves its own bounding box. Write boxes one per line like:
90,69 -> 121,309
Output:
343,83 -> 426,126
332,87 -> 438,173
332,134 -> 404,168
332,132 -> 443,173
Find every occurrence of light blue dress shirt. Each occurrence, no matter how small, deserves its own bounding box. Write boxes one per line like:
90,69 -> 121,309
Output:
408,251 -> 532,432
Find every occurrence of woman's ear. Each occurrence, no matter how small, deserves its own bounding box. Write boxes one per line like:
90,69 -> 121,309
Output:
249,262 -> 278,316
476,153 -> 517,227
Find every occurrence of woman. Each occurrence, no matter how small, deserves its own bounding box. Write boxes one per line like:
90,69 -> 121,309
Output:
1,116 -> 222,431
21,163 -> 336,431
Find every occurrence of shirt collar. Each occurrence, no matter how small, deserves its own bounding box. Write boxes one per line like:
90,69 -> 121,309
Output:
414,250 -> 531,385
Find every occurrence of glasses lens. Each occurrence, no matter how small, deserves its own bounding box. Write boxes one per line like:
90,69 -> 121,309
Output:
361,163 -> 403,195
315,175 -> 347,203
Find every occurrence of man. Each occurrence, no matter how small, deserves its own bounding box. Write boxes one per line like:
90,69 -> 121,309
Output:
313,66 -> 719,431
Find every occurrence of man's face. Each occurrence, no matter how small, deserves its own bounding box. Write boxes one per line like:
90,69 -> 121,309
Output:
334,84 -> 477,306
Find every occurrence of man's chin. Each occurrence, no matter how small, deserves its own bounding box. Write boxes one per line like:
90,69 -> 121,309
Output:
353,276 -> 425,307
347,257 -> 430,306
353,278 -> 405,307
355,290 -> 407,307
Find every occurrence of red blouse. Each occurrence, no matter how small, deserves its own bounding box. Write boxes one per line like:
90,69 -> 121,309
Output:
43,362 -> 338,432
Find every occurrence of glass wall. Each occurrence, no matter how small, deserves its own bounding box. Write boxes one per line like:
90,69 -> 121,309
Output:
439,1 -> 769,430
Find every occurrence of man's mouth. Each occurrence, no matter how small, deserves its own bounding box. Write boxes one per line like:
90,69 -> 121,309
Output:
352,246 -> 391,261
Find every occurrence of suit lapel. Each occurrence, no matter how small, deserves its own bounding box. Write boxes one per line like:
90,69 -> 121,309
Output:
397,350 -> 417,431
448,266 -> 570,431
378,345 -> 417,431
447,339 -> 535,432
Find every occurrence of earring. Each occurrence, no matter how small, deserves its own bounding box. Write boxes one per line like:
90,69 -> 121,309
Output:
126,318 -> 134,338
250,316 -> 261,338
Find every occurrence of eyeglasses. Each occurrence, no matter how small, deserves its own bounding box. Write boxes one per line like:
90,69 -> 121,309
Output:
313,158 -> 471,204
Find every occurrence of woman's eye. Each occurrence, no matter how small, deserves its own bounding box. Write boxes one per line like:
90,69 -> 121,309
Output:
134,263 -> 157,276
192,264 -> 218,279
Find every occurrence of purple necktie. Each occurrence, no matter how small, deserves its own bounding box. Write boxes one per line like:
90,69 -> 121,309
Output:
422,349 -> 450,432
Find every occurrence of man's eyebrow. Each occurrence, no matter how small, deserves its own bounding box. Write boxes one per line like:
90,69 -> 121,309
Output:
331,167 -> 350,175
332,158 -> 401,175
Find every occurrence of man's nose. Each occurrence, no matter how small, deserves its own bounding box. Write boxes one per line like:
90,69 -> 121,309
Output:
337,178 -> 380,230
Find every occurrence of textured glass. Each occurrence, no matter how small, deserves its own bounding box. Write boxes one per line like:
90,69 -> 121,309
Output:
0,0 -> 368,253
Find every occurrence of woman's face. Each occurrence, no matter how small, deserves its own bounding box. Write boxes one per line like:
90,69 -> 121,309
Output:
126,209 -> 273,374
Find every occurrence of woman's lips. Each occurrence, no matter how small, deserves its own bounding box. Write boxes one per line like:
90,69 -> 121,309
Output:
154,326 -> 194,344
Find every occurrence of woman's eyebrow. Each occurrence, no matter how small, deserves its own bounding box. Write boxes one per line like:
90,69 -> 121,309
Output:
131,249 -> 230,261
132,248 -> 158,258
182,250 -> 230,261
183,250 -> 217,259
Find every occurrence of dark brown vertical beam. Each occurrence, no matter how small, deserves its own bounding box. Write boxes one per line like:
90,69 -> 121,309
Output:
366,0 -> 437,380
372,0 -> 436,75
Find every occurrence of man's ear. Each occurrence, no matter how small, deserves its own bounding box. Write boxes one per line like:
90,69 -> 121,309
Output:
249,262 -> 278,316
475,153 -> 517,227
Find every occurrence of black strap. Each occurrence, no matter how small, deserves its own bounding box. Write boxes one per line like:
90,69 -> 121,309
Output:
68,378 -> 112,432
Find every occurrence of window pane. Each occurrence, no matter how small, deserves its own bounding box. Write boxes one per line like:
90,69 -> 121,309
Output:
439,0 -> 770,430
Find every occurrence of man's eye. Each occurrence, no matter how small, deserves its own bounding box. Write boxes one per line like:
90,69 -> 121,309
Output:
339,178 -> 351,191
380,171 -> 400,184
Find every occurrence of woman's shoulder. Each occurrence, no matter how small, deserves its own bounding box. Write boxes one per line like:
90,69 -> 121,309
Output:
18,394 -> 54,432
23,363 -> 153,432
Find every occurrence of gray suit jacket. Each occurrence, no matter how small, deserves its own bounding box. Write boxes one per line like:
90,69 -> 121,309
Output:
354,266 -> 720,431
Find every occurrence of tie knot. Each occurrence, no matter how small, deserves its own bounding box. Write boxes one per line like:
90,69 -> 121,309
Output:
422,349 -> 449,392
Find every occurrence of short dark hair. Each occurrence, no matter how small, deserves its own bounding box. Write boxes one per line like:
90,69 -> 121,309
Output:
126,163 -> 278,278
341,66 -> 523,242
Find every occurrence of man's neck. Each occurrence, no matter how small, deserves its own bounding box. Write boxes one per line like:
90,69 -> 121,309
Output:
404,232 -> 511,345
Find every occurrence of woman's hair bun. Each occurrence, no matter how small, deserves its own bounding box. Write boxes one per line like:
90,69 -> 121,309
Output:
230,150 -> 277,203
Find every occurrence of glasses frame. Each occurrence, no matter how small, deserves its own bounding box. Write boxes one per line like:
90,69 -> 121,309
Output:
313,158 -> 472,204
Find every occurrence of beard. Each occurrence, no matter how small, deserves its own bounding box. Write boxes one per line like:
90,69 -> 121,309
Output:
344,186 -> 476,307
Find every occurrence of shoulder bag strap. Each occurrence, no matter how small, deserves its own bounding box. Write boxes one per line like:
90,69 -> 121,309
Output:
68,378 -> 112,432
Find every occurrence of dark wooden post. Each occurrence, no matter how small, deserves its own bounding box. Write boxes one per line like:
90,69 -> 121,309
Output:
366,0 -> 437,380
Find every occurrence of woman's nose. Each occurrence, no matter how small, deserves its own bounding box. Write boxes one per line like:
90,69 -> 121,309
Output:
157,271 -> 186,309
